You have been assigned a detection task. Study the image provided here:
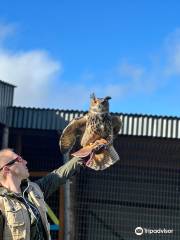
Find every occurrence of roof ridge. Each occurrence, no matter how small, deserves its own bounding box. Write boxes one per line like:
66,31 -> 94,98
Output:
8,106 -> 180,119
0,79 -> 16,88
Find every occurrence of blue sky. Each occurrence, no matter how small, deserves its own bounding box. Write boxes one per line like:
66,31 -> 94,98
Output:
0,0 -> 180,116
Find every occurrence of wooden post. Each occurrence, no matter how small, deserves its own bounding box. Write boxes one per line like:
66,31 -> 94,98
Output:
59,186 -> 65,240
2,125 -> 9,149
16,134 -> 22,155
70,177 -> 76,240
64,153 -> 71,240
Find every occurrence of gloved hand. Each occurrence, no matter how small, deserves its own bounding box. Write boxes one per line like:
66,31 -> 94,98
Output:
71,138 -> 108,158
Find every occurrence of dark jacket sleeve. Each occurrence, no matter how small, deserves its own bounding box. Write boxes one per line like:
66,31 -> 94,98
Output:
0,210 -> 4,239
35,156 -> 83,200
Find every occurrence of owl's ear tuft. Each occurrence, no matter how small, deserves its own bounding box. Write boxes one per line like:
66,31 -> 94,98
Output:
90,93 -> 96,100
104,96 -> 111,101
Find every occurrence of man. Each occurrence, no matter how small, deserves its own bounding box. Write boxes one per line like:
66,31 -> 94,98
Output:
0,148 -> 84,240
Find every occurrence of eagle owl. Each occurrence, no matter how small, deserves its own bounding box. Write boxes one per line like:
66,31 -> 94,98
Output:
59,94 -> 122,170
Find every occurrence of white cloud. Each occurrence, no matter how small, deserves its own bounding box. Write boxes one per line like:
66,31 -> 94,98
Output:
164,28 -> 180,76
114,60 -> 157,97
0,22 -> 62,108
0,50 -> 62,107
108,29 -> 180,100
0,23 -> 16,46
117,61 -> 144,80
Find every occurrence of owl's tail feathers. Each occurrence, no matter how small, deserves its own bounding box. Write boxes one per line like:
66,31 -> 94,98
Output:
86,145 -> 120,170
72,142 -> 120,171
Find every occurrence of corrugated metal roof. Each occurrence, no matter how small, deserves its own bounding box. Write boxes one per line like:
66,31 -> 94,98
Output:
7,106 -> 85,130
119,113 -> 180,139
0,80 -> 15,124
0,80 -> 16,88
6,106 -> 180,139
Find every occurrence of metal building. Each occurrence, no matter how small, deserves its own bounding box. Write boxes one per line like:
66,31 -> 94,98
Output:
0,80 -> 180,240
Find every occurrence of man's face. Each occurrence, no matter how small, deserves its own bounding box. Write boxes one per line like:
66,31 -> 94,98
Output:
0,150 -> 29,180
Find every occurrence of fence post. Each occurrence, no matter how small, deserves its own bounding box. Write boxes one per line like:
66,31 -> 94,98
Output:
2,125 -> 9,149
64,153 -> 71,240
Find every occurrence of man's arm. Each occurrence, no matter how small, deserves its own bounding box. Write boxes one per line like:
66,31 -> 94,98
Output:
35,156 -> 84,200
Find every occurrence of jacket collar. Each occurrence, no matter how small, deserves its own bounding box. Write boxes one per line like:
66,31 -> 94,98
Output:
0,179 -> 30,197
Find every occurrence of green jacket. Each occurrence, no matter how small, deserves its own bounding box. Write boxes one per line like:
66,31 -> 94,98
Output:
0,156 -> 83,240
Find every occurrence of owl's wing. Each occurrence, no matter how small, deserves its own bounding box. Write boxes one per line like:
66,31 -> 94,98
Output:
59,115 -> 87,154
112,116 -> 122,138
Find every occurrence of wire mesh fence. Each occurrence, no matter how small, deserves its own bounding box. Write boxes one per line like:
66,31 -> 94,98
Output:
73,136 -> 180,240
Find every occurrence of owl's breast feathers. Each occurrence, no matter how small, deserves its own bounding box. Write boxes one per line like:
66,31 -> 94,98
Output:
81,113 -> 112,146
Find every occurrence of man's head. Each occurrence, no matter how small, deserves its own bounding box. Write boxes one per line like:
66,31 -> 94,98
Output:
0,148 -> 29,183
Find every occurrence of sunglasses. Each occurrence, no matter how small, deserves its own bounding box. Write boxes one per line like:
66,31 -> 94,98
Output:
0,156 -> 23,171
